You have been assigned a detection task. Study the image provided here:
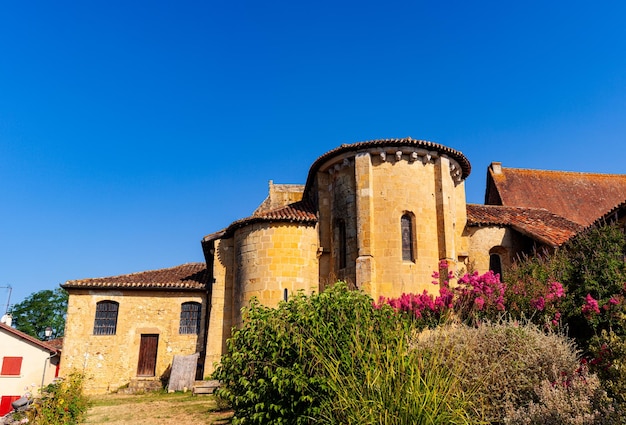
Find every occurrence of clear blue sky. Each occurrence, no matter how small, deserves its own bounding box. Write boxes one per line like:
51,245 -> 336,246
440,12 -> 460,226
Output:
2,1 -> 626,308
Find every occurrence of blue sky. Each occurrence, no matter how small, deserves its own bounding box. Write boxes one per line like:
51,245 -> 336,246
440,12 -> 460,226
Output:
1,1 -> 626,308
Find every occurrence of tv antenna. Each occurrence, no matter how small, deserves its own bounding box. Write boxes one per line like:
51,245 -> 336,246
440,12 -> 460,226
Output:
0,286 -> 12,315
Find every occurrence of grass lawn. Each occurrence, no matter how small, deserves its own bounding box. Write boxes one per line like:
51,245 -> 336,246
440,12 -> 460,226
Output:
84,391 -> 232,424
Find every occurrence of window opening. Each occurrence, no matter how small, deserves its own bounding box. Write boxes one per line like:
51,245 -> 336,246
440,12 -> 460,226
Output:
337,219 -> 347,269
93,301 -> 119,335
179,302 -> 202,335
401,214 -> 415,262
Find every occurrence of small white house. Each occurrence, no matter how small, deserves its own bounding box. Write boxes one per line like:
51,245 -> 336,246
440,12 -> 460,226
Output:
0,320 -> 60,416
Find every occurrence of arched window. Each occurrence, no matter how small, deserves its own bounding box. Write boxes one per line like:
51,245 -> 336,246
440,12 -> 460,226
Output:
336,219 -> 347,269
489,246 -> 507,280
179,302 -> 202,335
401,213 -> 415,262
93,301 -> 119,335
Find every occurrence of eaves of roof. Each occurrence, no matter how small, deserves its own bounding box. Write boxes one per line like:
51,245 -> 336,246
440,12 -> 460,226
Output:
0,322 -> 59,354
202,199 -> 317,242
61,263 -> 209,291
467,204 -> 584,247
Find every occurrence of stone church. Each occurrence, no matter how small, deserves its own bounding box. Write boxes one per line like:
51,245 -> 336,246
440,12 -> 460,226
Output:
60,138 -> 626,393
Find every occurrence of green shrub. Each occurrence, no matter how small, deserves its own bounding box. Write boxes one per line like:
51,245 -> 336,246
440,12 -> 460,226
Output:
589,330 -> 626,408
214,282 -> 482,424
213,282 -> 404,424
27,372 -> 89,425
416,321 -> 580,423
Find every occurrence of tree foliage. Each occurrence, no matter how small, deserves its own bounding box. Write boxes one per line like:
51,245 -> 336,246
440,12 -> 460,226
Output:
10,288 -> 68,339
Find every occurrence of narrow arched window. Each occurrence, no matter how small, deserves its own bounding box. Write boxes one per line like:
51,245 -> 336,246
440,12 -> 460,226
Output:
93,301 -> 119,335
336,219 -> 347,269
489,253 -> 503,279
401,213 -> 415,262
179,302 -> 202,335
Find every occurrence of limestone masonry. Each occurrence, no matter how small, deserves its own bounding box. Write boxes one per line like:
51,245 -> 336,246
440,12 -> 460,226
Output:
60,138 -> 626,393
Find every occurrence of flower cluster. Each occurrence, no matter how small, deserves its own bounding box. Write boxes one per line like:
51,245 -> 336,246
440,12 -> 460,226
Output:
582,294 -> 601,317
377,265 -> 507,326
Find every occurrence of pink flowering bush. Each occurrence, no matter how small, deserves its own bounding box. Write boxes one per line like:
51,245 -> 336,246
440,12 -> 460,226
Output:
378,260 -> 565,328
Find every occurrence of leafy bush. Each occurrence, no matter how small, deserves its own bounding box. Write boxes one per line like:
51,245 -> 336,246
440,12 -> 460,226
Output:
27,372 -> 89,425
505,224 -> 626,345
214,282 -> 482,424
504,365 -> 618,425
416,321 -> 580,423
213,282 -> 406,424
588,330 -> 626,408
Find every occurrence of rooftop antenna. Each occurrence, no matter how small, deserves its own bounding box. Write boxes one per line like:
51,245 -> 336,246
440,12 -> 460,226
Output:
1,286 -> 12,315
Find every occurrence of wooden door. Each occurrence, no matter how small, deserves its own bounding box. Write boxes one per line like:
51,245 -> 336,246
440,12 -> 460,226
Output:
137,334 -> 159,377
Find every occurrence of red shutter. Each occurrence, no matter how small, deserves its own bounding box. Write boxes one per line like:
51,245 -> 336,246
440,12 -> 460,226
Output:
1,357 -> 22,375
0,396 -> 21,416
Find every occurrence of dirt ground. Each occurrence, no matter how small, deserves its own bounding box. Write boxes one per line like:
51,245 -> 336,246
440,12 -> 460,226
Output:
84,392 -> 232,424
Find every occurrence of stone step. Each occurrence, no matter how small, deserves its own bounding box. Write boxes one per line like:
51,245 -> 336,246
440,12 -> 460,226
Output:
192,379 -> 220,395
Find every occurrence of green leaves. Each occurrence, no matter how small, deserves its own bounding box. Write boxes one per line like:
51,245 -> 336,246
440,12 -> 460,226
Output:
10,288 -> 68,339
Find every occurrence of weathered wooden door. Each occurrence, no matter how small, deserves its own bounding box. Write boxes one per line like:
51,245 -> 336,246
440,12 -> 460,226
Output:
137,334 -> 159,377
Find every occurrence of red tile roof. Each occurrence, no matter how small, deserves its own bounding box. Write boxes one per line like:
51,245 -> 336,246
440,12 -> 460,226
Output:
467,204 -> 583,247
0,322 -> 59,354
203,200 -> 317,242
486,166 -> 626,226
62,263 -> 209,291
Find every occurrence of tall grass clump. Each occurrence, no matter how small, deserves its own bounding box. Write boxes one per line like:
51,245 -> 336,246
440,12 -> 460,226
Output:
416,321 -> 580,423
312,319 -> 483,424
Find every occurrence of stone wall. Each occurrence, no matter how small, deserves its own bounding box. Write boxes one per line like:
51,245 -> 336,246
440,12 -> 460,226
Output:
466,225 -> 534,275
234,222 -> 318,314
61,289 -> 206,394
314,148 -> 468,300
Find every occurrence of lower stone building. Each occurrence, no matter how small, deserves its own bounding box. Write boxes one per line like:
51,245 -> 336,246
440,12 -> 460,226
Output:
61,264 -> 210,394
60,138 -> 626,393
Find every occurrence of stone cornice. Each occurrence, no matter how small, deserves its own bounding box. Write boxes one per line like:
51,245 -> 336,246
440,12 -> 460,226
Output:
304,138 -> 470,196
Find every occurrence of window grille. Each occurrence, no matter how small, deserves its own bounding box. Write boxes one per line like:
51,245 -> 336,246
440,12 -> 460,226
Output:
179,302 -> 201,335
93,301 -> 119,335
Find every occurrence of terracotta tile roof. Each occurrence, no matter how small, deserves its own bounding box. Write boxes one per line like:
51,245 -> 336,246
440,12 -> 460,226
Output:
467,204 -> 584,247
304,138 -> 471,192
486,166 -> 626,226
61,263 -> 209,291
584,197 -> 626,231
0,322 -> 59,354
203,200 -> 317,242
47,337 -> 64,350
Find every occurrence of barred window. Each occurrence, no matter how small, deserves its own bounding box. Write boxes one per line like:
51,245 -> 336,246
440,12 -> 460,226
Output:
179,302 -> 201,335
93,301 -> 119,335
401,213 -> 415,262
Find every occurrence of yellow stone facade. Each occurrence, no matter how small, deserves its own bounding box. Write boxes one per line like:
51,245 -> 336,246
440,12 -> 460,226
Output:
61,289 -> 207,394
202,139 -> 473,375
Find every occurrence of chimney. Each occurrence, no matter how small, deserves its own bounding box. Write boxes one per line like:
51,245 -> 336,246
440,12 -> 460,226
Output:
1,313 -> 12,327
490,162 -> 502,175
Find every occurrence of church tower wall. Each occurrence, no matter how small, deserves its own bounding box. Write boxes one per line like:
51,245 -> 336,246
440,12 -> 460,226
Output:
233,222 -> 318,316
310,141 -> 470,300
